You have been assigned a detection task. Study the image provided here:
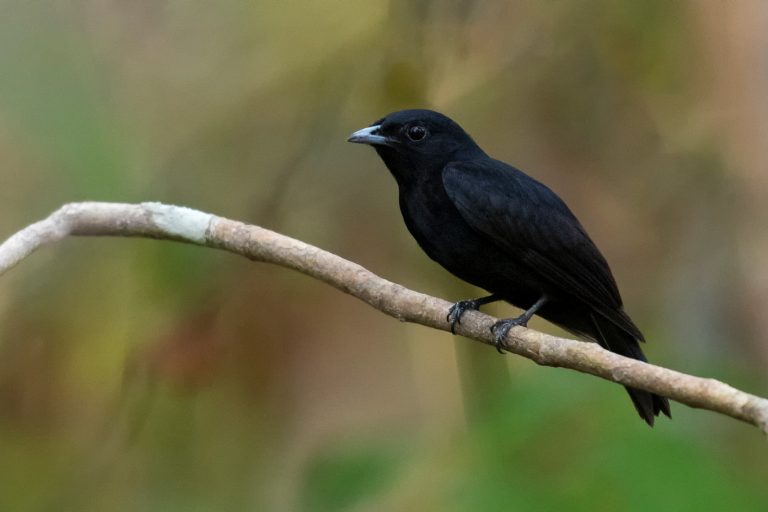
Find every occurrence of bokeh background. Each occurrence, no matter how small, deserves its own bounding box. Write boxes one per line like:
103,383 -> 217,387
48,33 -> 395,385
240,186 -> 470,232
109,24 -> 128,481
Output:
1,1 -> 767,511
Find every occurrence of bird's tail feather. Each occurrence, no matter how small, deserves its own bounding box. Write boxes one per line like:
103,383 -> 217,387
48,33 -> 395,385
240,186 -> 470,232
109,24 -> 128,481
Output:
590,313 -> 671,426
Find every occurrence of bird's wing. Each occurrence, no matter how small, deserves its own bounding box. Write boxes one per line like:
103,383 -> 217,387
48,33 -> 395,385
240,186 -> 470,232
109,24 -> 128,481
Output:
442,160 -> 642,340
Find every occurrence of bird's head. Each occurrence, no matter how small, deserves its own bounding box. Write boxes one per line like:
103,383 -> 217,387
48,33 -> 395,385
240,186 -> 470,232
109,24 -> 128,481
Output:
348,109 -> 484,183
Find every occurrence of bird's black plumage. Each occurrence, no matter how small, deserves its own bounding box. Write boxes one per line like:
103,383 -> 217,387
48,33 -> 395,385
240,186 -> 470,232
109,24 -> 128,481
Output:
348,109 -> 670,426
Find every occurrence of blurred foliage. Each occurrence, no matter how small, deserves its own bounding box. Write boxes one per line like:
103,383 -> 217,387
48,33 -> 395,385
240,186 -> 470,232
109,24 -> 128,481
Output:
0,0 -> 767,511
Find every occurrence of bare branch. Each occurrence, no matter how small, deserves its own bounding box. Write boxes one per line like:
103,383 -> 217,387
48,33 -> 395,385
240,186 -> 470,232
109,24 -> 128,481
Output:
1,201 -> 767,434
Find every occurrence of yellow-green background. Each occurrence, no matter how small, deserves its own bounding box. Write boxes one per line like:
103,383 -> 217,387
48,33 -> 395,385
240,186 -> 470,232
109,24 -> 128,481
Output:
0,1 -> 766,511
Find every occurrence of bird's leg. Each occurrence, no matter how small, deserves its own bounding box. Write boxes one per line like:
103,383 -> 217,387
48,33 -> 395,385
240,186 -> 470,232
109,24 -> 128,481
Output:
446,294 -> 503,334
491,296 -> 548,353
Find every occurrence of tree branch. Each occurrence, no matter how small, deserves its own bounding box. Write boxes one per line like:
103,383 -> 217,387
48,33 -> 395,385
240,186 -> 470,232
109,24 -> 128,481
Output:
1,201 -> 766,434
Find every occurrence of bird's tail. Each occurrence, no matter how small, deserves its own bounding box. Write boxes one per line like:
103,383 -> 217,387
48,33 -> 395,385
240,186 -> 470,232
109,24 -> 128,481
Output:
590,313 -> 671,426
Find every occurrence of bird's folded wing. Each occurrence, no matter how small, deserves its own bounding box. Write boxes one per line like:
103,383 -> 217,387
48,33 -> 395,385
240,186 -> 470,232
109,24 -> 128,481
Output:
442,160 -> 643,341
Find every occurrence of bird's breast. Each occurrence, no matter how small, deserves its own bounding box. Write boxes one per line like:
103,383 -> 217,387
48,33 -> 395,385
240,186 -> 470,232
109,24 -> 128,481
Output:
396,181 -> 531,297
397,182 -> 471,257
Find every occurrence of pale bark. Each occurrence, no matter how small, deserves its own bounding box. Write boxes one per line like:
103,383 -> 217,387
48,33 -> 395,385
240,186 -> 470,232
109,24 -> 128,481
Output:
1,202 -> 766,434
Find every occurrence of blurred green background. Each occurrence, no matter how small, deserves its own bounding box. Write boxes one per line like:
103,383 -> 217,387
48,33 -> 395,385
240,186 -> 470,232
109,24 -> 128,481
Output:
1,1 -> 767,511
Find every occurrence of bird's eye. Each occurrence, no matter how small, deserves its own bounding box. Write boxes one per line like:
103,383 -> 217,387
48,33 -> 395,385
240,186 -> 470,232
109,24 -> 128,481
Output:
406,125 -> 427,142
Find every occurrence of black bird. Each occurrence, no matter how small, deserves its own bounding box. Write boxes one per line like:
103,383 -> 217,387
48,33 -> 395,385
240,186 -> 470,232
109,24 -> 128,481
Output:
348,109 -> 671,425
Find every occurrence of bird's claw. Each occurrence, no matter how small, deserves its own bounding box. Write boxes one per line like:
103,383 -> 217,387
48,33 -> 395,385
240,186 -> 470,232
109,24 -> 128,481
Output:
447,299 -> 480,334
490,316 -> 529,354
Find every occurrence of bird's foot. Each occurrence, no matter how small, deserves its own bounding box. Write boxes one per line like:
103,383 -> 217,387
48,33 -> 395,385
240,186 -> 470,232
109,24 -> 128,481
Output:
447,299 -> 482,334
490,316 -> 530,354
490,296 -> 547,354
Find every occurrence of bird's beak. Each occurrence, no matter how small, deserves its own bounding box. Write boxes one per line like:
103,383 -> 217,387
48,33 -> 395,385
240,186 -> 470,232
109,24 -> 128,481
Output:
347,125 -> 388,146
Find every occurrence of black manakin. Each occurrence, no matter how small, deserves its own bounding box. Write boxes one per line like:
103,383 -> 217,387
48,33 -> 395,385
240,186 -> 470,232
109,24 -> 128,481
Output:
348,109 -> 671,426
